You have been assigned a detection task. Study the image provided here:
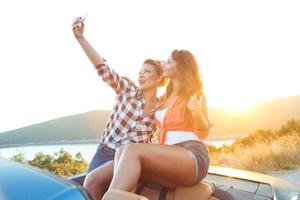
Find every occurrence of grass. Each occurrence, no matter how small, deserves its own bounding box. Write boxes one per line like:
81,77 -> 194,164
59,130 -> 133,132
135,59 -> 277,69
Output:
208,119 -> 300,173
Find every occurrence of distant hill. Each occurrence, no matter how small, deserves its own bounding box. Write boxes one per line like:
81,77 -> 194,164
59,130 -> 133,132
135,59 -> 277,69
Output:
0,95 -> 299,147
0,110 -> 111,147
208,95 -> 300,138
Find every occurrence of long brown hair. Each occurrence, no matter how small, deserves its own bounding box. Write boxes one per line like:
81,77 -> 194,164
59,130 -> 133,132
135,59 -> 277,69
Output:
165,49 -> 209,128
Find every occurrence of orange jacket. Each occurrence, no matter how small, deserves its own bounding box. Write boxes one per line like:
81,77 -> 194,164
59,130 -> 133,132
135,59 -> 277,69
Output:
155,96 -> 209,144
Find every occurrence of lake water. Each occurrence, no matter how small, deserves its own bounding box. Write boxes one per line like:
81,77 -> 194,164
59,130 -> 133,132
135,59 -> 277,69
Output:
0,139 -> 234,162
1,140 -> 299,186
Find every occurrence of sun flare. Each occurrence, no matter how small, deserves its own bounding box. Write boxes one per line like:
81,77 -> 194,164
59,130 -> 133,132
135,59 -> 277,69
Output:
220,100 -> 254,113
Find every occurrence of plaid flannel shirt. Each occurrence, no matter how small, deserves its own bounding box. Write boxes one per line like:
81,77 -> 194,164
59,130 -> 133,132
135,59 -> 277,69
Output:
96,60 -> 157,150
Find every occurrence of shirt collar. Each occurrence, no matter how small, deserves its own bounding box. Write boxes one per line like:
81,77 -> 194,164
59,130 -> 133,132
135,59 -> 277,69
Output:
136,90 -> 162,114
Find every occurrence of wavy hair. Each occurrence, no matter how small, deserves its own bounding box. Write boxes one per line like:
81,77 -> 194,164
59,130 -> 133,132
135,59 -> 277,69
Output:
165,50 -> 209,128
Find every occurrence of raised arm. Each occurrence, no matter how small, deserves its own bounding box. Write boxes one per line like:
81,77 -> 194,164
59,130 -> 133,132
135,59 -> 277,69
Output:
72,21 -> 103,66
72,20 -> 135,94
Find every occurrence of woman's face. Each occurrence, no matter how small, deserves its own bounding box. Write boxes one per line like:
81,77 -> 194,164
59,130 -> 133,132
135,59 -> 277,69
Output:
138,64 -> 162,91
163,55 -> 178,78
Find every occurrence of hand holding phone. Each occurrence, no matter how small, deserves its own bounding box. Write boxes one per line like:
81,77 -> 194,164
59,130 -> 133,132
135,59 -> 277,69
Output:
72,13 -> 88,39
72,13 -> 88,27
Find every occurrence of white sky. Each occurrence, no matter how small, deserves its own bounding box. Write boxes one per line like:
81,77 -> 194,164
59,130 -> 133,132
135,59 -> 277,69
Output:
0,0 -> 299,133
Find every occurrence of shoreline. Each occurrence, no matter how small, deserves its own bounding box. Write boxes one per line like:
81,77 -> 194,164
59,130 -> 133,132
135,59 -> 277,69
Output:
0,137 -> 238,149
0,139 -> 100,148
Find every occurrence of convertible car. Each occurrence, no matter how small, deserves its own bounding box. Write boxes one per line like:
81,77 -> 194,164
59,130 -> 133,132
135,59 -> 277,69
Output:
0,158 -> 299,200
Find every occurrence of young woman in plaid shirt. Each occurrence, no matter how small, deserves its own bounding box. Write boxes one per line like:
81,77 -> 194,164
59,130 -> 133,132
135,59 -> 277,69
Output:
72,20 -> 166,175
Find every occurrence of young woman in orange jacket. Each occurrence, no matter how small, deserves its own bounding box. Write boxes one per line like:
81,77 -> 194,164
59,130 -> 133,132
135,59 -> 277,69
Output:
85,49 -> 211,200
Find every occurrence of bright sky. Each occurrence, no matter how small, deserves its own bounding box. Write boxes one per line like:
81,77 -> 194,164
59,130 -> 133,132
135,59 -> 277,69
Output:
0,0 -> 299,133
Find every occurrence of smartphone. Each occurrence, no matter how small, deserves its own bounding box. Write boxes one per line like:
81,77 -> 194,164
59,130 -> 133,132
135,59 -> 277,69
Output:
72,13 -> 88,27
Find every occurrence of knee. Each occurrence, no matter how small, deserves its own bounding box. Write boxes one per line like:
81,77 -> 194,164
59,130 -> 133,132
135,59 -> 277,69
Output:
83,172 -> 98,189
115,145 -> 126,157
115,145 -> 126,162
122,143 -> 142,157
84,170 -> 108,191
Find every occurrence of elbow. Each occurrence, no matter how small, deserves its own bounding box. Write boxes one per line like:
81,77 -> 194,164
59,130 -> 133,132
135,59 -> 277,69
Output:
194,122 -> 211,140
195,130 -> 209,141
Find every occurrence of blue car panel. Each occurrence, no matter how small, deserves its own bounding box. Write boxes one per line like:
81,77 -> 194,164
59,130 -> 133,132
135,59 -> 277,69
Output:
0,158 -> 90,200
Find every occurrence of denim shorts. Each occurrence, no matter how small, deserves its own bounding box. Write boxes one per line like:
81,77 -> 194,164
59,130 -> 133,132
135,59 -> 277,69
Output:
87,143 -> 116,173
174,140 -> 210,184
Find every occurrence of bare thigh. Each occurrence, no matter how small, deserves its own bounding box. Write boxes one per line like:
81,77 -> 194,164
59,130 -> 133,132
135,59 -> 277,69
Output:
127,143 -> 196,187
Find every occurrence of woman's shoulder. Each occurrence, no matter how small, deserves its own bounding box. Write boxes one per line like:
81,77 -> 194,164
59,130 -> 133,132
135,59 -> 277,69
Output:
119,76 -> 139,94
121,76 -> 137,88
161,96 -> 186,116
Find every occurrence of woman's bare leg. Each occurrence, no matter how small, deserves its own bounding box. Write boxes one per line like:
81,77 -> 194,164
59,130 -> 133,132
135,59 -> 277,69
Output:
108,143 -> 197,192
83,161 -> 114,200
114,146 -> 125,173
114,145 -> 140,193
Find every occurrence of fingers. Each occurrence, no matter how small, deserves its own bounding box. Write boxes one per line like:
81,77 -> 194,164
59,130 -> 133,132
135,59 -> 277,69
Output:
190,93 -> 198,102
72,22 -> 82,29
188,94 -> 194,104
72,17 -> 81,26
192,93 -> 203,102
187,93 -> 205,113
72,23 -> 80,31
72,18 -> 85,31
72,16 -> 85,26
72,21 -> 84,38
187,96 -> 196,109
188,93 -> 203,108
197,94 -> 203,103
72,25 -> 79,34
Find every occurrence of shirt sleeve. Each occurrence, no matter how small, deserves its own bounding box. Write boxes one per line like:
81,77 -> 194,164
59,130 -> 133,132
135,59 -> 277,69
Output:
95,59 -> 136,94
